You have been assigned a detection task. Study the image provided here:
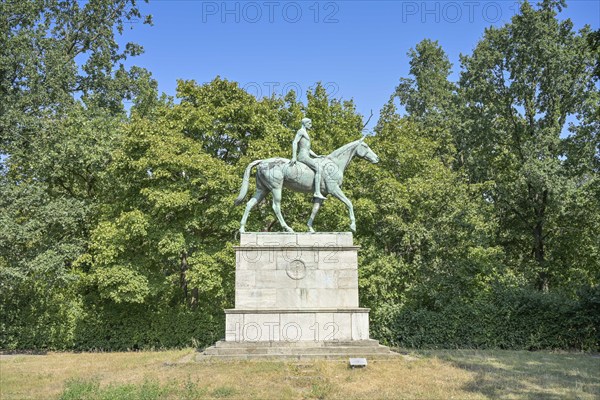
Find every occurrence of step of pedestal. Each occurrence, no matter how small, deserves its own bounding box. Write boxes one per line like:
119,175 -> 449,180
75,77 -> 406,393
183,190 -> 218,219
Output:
197,352 -> 401,361
198,340 -> 400,360
214,339 -> 381,348
203,345 -> 391,356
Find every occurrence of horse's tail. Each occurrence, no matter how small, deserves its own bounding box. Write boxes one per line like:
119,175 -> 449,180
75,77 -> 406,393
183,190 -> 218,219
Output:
234,159 -> 263,206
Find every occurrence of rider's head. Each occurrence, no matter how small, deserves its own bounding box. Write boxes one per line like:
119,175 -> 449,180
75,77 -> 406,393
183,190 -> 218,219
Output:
301,118 -> 312,129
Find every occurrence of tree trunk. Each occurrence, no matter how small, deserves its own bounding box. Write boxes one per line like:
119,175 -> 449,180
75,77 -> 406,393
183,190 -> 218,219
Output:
533,189 -> 549,292
533,221 -> 548,292
190,287 -> 199,308
180,251 -> 189,302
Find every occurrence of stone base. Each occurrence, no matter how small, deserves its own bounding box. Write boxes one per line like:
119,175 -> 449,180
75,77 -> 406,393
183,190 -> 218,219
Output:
225,308 -> 369,342
202,232 -> 384,360
198,339 -> 400,360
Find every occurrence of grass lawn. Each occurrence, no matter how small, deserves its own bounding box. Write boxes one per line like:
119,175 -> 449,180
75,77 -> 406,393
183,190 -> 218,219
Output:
1,349 -> 598,399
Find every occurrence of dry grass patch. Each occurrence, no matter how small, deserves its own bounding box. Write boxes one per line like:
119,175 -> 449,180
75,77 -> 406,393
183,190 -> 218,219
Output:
1,349 -> 598,399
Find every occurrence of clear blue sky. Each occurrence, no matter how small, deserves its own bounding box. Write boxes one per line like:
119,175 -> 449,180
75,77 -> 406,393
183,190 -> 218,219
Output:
119,0 -> 599,129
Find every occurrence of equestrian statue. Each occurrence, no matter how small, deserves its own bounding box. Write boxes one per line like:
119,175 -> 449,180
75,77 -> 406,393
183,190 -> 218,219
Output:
234,118 -> 380,233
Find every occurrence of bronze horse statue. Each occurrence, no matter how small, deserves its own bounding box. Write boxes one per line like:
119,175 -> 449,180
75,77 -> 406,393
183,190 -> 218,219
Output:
234,137 -> 380,232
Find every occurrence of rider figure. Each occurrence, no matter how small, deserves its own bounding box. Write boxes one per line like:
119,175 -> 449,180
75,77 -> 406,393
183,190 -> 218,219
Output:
290,118 -> 327,200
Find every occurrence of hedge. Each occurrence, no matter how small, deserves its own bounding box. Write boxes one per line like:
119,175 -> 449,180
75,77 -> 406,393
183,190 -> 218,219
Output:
372,285 -> 600,351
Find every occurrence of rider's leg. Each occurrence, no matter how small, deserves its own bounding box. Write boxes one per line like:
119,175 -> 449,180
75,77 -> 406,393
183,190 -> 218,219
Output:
314,160 -> 325,199
300,157 -> 326,199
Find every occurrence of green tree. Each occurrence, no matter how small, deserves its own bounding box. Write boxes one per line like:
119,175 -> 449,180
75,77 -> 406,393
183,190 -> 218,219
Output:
87,102 -> 237,309
0,0 -> 153,348
359,98 -> 501,311
458,0 -> 598,291
1,0 -> 153,164
588,29 -> 600,79
395,39 -> 458,161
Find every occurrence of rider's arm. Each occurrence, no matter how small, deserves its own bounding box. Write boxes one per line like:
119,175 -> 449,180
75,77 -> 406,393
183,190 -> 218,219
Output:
291,132 -> 302,162
309,150 -> 321,158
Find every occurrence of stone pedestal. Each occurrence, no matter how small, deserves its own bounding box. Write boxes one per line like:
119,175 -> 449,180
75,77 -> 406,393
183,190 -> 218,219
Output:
200,232 -> 397,359
227,232 -> 369,343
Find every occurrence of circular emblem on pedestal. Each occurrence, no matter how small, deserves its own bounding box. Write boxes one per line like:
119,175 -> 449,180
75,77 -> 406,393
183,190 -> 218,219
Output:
286,259 -> 306,280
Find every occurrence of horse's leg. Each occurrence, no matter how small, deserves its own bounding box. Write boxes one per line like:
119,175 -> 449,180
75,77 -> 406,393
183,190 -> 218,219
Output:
330,187 -> 356,232
271,187 -> 293,232
240,188 -> 267,233
307,198 -> 324,233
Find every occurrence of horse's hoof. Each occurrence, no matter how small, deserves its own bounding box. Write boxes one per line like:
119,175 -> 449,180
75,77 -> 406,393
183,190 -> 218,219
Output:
350,223 -> 356,232
285,226 -> 295,233
239,227 -> 245,233
308,226 -> 315,233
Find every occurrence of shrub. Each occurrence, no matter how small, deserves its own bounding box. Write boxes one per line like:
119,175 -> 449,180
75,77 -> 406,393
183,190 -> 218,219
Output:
373,285 -> 599,351
1,282 -> 224,351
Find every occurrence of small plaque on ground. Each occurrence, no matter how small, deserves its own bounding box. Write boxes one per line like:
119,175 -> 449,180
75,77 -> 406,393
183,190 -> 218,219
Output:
349,358 -> 367,368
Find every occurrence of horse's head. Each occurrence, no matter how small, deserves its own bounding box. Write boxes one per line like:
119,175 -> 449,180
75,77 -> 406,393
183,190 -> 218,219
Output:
356,137 -> 380,164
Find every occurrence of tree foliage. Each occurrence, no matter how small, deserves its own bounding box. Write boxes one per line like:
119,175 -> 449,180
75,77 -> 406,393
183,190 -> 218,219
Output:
457,0 -> 598,291
1,0 -> 598,350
